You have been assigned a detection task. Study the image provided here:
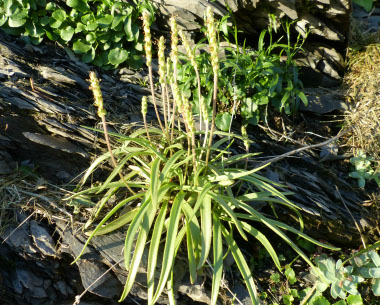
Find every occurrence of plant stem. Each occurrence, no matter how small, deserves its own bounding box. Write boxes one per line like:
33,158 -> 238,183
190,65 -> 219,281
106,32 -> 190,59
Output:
101,115 -> 135,195
148,66 -> 165,134
205,72 -> 218,166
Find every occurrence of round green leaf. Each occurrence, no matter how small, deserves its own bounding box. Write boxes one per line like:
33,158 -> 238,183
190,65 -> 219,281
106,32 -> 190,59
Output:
346,294 -> 363,305
97,14 -> 113,28
81,47 -> 95,63
60,26 -> 74,42
45,29 -> 58,41
86,20 -> 98,31
111,15 -> 125,30
39,16 -> 50,26
52,9 -> 66,21
73,39 -> 92,54
67,0 -> 90,13
373,278 -> 380,296
85,32 -> 96,44
108,48 -> 128,65
215,112 -> 232,132
75,22 -> 86,33
8,10 -> 28,28
310,296 -> 330,305
126,54 -> 143,69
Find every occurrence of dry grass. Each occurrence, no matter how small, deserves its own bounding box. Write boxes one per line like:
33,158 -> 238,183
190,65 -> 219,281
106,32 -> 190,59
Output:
344,19 -> 380,168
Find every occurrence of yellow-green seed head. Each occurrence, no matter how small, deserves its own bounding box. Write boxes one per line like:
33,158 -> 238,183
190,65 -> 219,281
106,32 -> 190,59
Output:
172,81 -> 183,112
170,16 -> 178,66
184,100 -> 195,133
205,7 -> 219,74
200,96 -> 208,121
141,96 -> 148,116
89,71 -> 106,117
179,30 -> 197,68
158,36 -> 166,84
143,11 -> 152,67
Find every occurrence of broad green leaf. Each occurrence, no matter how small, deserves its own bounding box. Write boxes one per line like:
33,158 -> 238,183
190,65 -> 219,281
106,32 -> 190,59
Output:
97,14 -> 113,28
81,47 -> 95,63
297,91 -> 308,106
85,32 -> 96,43
215,112 -> 232,132
124,14 -> 134,41
369,251 -> 380,267
67,0 -> 90,13
210,213 -> 223,305
126,53 -> 143,69
353,0 -> 374,12
52,9 -> 66,21
8,11 -> 28,28
111,14 -> 126,29
73,39 -> 92,53
152,191 -> 185,304
39,16 -> 50,26
373,278 -> 380,296
332,301 -> 346,305
222,225 -> 259,305
60,26 -> 74,42
310,296 -> 330,305
346,294 -> 363,305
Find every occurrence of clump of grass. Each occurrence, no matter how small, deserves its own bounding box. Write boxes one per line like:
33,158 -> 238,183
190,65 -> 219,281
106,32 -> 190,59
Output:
344,32 -> 380,171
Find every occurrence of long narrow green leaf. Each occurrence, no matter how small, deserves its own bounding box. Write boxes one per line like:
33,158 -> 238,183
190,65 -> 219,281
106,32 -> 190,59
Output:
198,193 -> 212,269
186,219 -> 197,284
151,158 -> 161,209
152,191 -> 185,304
207,162 -> 269,183
167,267 -> 176,305
182,201 -> 202,267
161,150 -> 187,177
72,191 -> 144,264
237,213 -> 340,251
209,192 -> 247,241
85,186 -> 120,229
96,153 -> 138,194
123,196 -> 152,269
90,207 -> 138,236
211,212 -> 223,305
221,225 -> 259,305
120,204 -> 156,302
147,201 -> 168,304
240,221 -> 281,272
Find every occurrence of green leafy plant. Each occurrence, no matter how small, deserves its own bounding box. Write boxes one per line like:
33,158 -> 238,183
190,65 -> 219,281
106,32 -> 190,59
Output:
176,14 -> 308,132
349,150 -> 380,188
353,0 -> 375,12
308,243 -> 380,304
0,0 -> 153,68
66,8 -> 338,305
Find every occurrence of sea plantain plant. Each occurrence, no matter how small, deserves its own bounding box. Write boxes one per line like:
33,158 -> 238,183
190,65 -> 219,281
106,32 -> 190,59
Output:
66,8 -> 338,305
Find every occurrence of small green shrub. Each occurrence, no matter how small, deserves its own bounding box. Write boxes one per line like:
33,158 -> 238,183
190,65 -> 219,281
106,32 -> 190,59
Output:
0,0 -> 154,68
309,243 -> 380,303
349,150 -> 380,188
176,14 -> 308,131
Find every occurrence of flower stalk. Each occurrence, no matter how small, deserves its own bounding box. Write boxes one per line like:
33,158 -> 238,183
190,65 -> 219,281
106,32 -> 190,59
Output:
89,71 -> 134,195
205,7 -> 219,167
143,11 -> 165,136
